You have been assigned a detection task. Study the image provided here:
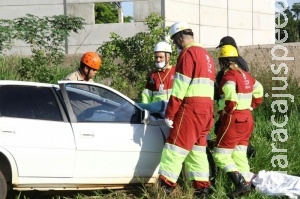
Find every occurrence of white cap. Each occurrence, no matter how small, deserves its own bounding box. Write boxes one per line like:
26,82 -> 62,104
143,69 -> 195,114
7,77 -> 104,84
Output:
154,41 -> 172,53
169,22 -> 190,39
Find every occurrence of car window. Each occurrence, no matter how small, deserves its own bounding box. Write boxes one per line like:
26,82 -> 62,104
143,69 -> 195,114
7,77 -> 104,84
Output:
65,83 -> 141,123
0,85 -> 63,121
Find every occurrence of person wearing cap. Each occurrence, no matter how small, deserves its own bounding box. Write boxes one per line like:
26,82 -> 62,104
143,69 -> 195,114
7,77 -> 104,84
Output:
141,41 -> 176,104
213,45 -> 263,198
64,51 -> 102,116
158,22 -> 215,198
65,51 -> 102,82
214,36 -> 256,158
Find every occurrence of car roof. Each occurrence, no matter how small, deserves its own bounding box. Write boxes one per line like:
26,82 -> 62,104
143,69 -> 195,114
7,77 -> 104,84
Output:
0,80 -> 58,88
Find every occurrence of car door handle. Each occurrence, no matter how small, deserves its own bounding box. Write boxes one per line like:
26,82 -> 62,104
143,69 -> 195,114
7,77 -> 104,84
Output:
80,132 -> 95,137
1,128 -> 15,134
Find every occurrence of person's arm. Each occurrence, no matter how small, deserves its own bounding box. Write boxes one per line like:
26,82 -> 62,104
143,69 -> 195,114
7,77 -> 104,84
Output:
251,78 -> 264,109
221,75 -> 237,114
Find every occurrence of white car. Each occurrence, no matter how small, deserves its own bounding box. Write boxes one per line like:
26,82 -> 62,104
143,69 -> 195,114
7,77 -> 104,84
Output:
0,80 -> 170,199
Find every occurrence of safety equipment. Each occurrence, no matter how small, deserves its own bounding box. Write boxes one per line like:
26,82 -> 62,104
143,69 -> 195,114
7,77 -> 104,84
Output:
216,36 -> 237,48
219,45 -> 238,58
155,62 -> 166,69
165,118 -> 174,128
81,52 -> 102,70
154,42 -> 172,54
226,172 -> 251,198
169,22 -> 190,39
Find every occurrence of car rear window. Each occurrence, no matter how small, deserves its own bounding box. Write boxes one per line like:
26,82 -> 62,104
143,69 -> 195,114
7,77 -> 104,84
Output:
0,85 -> 63,121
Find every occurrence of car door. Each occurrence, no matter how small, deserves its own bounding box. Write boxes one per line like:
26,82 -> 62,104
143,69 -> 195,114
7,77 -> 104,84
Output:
0,84 -> 76,177
59,81 -> 167,183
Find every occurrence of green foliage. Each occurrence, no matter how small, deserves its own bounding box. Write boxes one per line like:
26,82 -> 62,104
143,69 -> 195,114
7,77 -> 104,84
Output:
276,2 -> 300,42
0,14 -> 85,82
13,14 -> 85,66
95,3 -> 133,24
96,13 -> 177,101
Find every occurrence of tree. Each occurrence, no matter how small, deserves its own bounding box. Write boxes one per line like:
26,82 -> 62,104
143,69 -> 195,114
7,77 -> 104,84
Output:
96,13 -> 176,100
275,2 -> 299,42
95,3 -> 133,24
291,2 -> 300,20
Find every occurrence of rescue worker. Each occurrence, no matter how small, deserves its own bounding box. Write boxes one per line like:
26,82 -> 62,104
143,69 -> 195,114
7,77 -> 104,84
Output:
141,41 -> 176,104
213,45 -> 263,198
65,51 -> 101,82
64,51 -> 102,116
214,36 -> 256,158
158,22 -> 215,198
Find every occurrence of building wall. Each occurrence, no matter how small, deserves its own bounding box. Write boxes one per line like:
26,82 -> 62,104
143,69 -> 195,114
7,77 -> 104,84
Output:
0,0 -> 275,55
134,0 -> 275,48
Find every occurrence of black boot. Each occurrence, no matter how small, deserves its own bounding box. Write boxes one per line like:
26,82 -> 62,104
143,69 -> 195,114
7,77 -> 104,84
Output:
194,187 -> 213,199
247,143 -> 256,158
158,178 -> 175,195
226,172 -> 251,198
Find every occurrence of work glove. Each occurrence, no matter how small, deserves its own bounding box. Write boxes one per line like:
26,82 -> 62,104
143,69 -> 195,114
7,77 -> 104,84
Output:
165,118 -> 173,128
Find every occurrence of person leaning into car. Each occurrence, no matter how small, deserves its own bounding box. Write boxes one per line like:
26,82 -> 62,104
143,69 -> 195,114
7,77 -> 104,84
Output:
65,51 -> 102,82
64,52 -> 102,116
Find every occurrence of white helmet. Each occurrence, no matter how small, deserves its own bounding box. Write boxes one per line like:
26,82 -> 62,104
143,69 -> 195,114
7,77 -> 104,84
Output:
169,22 -> 190,39
154,41 -> 172,54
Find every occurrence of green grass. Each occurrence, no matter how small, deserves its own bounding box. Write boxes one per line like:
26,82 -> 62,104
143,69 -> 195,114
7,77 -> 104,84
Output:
2,55 -> 299,199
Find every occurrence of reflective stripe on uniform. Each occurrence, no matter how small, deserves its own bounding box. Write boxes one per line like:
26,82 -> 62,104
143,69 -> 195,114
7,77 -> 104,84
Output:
219,81 -> 253,111
234,145 -> 247,152
185,145 -> 210,181
159,143 -> 189,183
213,146 -> 238,172
232,145 -> 250,176
253,80 -> 264,98
142,88 -> 172,103
172,73 -> 214,100
141,89 -> 152,103
223,163 -> 238,172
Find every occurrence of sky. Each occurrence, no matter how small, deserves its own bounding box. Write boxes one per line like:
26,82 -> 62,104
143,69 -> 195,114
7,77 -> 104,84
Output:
287,0 -> 299,7
121,0 -> 300,17
121,2 -> 133,17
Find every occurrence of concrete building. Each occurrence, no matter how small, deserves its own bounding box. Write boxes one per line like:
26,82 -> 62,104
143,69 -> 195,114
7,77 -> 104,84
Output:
0,0 -> 275,55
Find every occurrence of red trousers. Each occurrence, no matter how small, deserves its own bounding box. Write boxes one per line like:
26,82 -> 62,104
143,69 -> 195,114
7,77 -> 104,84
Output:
166,99 -> 214,150
215,110 -> 254,148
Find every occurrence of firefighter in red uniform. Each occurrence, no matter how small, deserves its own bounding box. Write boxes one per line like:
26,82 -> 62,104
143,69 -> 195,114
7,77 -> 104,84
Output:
213,45 -> 263,198
141,41 -> 176,104
158,22 -> 215,198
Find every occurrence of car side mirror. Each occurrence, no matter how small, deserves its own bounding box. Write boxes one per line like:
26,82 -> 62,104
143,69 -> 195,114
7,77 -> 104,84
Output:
142,109 -> 150,124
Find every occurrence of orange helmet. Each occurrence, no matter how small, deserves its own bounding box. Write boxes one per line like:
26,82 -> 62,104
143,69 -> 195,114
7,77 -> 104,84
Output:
81,52 -> 102,70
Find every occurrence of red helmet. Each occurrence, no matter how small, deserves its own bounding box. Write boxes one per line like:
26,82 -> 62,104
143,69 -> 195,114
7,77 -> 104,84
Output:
81,52 -> 102,70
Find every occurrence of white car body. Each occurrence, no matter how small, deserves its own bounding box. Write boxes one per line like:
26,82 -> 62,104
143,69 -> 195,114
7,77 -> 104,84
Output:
0,80 -> 170,198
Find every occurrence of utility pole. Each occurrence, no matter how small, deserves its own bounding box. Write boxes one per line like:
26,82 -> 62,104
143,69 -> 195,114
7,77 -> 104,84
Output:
115,2 -> 123,23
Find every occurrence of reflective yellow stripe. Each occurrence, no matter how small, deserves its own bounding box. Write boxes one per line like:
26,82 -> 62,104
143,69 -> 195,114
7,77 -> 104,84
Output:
159,143 -> 189,183
185,145 -> 210,181
171,73 -> 190,100
141,89 -> 152,103
172,73 -> 214,99
253,80 -> 264,98
142,88 -> 172,103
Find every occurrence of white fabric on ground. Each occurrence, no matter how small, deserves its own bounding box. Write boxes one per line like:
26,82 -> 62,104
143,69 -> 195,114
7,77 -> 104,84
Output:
252,170 -> 300,199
